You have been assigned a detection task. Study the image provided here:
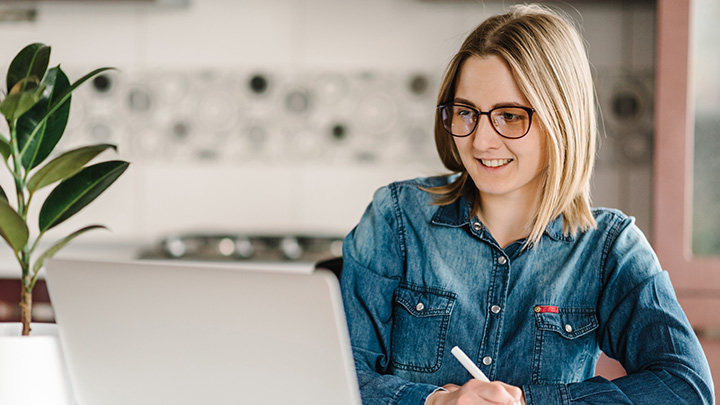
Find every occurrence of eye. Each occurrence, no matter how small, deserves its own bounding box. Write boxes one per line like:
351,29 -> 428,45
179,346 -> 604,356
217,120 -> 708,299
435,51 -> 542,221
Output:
453,105 -> 476,120
500,112 -> 522,122
493,107 -> 528,125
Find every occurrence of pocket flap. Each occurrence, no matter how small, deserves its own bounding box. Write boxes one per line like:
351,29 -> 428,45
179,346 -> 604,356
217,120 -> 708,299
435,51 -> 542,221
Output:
535,307 -> 598,339
394,284 -> 456,317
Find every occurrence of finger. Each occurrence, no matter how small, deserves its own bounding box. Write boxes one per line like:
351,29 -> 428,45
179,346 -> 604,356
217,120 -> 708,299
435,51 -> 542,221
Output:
465,380 -> 520,404
442,383 -> 461,392
497,381 -> 523,401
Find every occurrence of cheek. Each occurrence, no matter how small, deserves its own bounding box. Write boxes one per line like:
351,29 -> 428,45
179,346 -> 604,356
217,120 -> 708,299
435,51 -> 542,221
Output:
533,150 -> 548,176
452,137 -> 462,151
532,130 -> 549,171
451,139 -> 464,161
453,138 -> 471,159
531,141 -> 547,168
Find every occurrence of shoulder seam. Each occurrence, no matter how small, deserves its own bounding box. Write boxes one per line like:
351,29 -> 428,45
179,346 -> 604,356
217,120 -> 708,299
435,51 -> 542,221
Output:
599,214 -> 633,297
388,182 -> 407,265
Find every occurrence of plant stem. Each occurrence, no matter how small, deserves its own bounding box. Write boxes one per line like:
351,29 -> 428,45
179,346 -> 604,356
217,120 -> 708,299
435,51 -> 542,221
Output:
20,274 -> 32,336
10,123 -> 33,336
11,140 -> 26,217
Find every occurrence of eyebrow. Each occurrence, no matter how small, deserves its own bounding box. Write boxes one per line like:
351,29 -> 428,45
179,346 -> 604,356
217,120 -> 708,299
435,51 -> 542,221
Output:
453,97 -> 529,109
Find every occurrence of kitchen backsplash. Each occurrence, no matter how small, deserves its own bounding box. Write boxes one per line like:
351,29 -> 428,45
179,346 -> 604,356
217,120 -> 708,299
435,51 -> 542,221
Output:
63,69 -> 440,167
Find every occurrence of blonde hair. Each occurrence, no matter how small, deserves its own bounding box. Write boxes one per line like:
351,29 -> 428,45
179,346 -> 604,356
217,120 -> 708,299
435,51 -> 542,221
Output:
428,4 -> 597,246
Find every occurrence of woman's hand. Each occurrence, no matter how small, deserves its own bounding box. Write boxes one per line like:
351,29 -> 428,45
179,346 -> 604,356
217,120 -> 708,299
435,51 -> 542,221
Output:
426,380 -> 526,405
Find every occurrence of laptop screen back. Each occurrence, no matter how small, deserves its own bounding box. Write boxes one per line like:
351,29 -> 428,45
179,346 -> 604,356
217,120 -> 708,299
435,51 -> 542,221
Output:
45,259 -> 360,405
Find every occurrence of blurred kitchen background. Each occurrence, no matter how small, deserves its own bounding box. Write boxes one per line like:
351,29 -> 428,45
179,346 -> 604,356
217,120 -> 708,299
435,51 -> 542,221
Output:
0,0 -> 656,265
2,0 -> 720,389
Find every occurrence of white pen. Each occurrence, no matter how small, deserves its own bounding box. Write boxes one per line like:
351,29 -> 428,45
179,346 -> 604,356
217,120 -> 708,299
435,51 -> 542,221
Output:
451,346 -> 490,382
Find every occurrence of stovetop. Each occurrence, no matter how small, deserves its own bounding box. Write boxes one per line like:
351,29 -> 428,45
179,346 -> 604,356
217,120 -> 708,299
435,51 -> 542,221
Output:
138,233 -> 344,264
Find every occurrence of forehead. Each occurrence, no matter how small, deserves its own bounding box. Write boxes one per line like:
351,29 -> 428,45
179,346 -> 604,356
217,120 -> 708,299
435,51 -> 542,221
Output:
454,55 -> 530,107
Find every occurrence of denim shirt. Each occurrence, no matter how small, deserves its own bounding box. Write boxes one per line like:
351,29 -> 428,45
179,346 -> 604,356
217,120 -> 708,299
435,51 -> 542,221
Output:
340,176 -> 714,405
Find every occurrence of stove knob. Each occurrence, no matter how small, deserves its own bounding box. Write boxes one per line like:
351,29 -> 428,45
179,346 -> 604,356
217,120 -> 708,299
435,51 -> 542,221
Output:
163,236 -> 187,258
235,237 -> 255,260
280,236 -> 303,260
218,238 -> 236,257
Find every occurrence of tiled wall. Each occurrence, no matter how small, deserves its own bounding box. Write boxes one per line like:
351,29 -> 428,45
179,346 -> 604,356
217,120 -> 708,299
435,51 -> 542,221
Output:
0,0 -> 656,250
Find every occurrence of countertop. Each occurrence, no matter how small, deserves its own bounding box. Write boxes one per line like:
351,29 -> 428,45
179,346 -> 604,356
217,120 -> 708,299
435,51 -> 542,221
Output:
0,241 -> 315,279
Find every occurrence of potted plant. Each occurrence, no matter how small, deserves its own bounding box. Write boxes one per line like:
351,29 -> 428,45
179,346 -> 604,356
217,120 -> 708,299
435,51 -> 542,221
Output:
0,43 -> 129,336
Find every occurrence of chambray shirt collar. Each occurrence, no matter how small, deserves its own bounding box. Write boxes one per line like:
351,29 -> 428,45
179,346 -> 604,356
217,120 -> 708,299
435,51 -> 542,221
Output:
430,195 -> 474,228
430,195 -> 575,242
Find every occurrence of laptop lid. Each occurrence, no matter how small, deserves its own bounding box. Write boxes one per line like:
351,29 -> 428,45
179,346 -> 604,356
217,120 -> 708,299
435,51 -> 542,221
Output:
45,259 -> 360,405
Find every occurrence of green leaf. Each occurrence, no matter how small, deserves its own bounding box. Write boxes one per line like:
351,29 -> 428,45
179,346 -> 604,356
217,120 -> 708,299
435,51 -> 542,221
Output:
8,75 -> 41,96
0,198 -> 29,252
6,43 -> 50,94
27,143 -> 118,193
17,67 -> 70,170
0,185 -> 7,202
0,136 -> 10,161
0,83 -> 46,123
32,225 -> 106,275
39,160 -> 129,232
17,66 -> 114,170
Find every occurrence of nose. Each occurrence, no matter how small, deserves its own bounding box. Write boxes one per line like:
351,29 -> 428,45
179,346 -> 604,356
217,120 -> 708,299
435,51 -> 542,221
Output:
472,113 -> 503,150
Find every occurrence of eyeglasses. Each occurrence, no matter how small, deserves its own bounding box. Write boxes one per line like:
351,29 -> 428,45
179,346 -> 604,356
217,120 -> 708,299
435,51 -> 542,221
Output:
437,103 -> 536,139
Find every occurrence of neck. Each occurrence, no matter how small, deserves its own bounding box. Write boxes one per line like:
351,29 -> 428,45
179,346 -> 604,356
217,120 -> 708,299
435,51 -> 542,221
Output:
476,190 -> 541,249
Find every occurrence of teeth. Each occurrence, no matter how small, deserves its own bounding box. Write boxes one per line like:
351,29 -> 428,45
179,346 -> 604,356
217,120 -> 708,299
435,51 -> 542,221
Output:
480,159 -> 512,168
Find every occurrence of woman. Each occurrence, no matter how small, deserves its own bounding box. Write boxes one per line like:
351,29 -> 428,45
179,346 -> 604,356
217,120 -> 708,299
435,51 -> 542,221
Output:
340,4 -> 714,405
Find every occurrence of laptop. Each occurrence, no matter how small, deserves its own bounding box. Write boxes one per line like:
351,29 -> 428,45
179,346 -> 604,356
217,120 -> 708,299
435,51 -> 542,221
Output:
45,258 -> 361,405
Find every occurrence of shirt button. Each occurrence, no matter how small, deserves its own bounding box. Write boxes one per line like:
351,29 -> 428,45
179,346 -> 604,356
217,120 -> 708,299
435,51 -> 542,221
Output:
497,256 -> 507,265
482,356 -> 493,365
416,302 -> 425,311
564,324 -> 573,333
490,305 -> 501,314
473,223 -> 482,231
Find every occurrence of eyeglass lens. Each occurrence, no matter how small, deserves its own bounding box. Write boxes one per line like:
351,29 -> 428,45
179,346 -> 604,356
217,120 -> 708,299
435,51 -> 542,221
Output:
440,105 -> 531,138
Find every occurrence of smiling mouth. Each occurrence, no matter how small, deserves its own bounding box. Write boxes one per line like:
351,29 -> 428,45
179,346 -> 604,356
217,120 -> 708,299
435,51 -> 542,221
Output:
480,159 -> 513,168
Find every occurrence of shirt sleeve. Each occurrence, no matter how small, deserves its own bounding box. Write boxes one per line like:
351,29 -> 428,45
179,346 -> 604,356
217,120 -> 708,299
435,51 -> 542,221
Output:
523,218 -> 715,405
340,185 -> 441,405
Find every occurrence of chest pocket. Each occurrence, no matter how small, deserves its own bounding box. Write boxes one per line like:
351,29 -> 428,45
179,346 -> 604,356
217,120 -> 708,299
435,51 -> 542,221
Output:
391,284 -> 456,373
532,307 -> 599,384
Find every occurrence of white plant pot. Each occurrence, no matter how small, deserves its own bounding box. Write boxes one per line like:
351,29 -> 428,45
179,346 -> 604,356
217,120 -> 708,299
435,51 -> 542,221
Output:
0,323 -> 75,405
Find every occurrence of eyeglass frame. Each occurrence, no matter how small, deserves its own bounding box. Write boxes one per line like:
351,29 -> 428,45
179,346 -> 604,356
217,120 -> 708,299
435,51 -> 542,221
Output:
436,103 -> 536,139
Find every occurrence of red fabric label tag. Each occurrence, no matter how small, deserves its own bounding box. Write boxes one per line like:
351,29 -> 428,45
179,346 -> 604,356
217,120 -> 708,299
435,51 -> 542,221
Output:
534,305 -> 559,313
